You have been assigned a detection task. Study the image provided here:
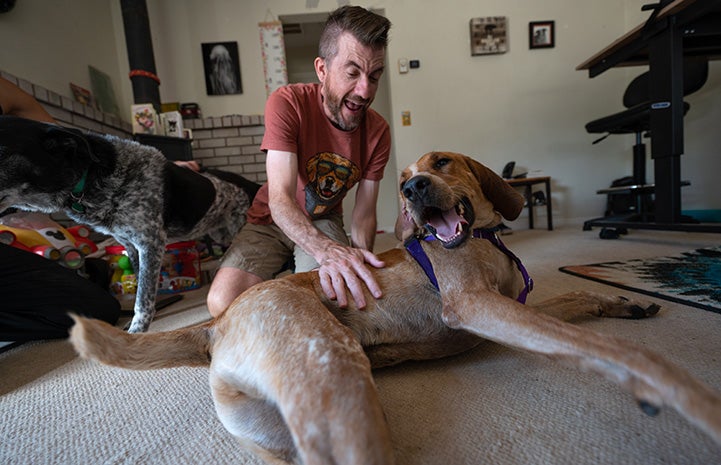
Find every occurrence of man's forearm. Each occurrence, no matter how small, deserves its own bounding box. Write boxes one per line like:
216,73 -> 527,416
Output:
270,194 -> 336,263
350,179 -> 380,252
351,214 -> 377,251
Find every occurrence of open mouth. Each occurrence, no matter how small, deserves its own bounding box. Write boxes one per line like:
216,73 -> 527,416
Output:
422,197 -> 474,248
344,100 -> 365,112
320,188 -> 336,198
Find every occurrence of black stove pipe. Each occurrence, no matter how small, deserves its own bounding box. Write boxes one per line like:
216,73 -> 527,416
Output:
120,0 -> 161,111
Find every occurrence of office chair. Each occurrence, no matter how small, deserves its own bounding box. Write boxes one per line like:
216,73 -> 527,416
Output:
584,58 -> 709,233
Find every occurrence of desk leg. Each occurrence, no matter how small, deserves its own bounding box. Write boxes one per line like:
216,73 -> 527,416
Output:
545,179 -> 553,231
654,156 -> 683,223
525,185 -> 534,229
649,16 -> 685,223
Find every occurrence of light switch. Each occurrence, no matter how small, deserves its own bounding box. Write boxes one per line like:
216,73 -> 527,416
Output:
398,58 -> 409,74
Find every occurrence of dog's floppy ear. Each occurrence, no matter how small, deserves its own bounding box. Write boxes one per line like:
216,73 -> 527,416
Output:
465,156 -> 524,220
394,199 -> 417,241
42,126 -> 80,157
42,126 -> 98,163
394,166 -> 421,241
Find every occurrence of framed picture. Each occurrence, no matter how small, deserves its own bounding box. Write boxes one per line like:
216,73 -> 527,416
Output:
470,16 -> 508,56
201,41 -> 243,96
70,83 -> 94,107
529,21 -> 555,49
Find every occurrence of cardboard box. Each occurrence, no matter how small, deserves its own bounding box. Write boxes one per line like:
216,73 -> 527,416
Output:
131,104 -> 159,135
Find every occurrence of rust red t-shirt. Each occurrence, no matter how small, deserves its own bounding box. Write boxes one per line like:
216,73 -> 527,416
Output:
248,83 -> 391,225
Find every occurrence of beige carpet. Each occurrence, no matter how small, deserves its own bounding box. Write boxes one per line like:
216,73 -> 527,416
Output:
2,225 -> 721,464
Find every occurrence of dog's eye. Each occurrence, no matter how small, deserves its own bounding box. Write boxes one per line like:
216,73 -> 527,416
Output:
434,158 -> 450,169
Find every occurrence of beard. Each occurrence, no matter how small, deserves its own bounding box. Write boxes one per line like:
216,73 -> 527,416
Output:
324,90 -> 369,131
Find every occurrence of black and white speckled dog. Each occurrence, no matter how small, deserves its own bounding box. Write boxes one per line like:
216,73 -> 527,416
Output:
0,115 -> 258,332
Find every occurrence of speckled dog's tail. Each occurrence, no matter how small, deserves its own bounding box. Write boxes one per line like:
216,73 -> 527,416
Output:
69,315 -> 212,369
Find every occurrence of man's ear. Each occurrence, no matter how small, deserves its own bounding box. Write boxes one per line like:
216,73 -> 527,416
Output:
314,57 -> 327,83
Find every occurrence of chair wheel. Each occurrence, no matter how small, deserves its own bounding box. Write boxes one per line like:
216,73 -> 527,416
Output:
599,228 -> 621,239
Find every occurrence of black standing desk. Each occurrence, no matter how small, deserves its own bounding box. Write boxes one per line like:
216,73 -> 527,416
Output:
577,0 -> 721,234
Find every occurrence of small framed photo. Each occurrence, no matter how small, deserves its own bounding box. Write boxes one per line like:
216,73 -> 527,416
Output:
529,21 -> 555,49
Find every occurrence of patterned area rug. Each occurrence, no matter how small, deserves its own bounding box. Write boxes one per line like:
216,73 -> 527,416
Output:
560,246 -> 721,314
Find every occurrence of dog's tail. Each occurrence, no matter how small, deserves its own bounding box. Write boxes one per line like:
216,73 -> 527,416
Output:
69,315 -> 212,369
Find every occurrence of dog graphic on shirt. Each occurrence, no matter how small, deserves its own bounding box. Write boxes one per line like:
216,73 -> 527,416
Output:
305,152 -> 360,218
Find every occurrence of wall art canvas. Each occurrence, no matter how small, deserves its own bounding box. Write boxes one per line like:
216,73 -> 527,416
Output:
88,66 -> 120,117
201,41 -> 243,96
470,16 -> 508,56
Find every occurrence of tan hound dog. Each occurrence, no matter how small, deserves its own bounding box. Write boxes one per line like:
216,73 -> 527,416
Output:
70,152 -> 721,465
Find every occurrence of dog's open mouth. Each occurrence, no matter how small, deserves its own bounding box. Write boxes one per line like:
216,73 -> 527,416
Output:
422,198 -> 474,248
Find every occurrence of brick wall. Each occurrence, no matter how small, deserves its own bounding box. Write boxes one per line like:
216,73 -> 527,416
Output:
1,70 -> 267,183
185,116 -> 267,183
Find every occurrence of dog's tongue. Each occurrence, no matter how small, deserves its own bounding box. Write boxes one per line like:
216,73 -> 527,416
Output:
429,208 -> 464,241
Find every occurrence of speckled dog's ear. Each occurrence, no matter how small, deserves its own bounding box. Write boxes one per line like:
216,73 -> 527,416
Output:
464,157 -> 524,221
43,126 -> 79,156
44,125 -> 98,161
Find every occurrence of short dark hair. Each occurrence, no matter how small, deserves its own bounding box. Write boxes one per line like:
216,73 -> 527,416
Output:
318,5 -> 391,61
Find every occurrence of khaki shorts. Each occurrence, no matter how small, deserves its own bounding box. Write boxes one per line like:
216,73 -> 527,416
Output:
219,214 -> 349,280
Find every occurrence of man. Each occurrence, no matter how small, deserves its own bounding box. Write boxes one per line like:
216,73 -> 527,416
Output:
207,6 -> 392,316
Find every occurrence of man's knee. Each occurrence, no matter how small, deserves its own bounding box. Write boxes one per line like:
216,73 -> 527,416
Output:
207,268 -> 263,318
206,287 -> 229,318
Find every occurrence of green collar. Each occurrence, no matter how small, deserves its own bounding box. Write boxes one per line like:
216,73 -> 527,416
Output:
70,169 -> 89,213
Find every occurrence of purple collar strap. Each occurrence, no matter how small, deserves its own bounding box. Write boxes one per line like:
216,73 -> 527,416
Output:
404,227 -> 534,304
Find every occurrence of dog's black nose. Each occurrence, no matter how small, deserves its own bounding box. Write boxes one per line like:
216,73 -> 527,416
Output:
402,175 -> 430,202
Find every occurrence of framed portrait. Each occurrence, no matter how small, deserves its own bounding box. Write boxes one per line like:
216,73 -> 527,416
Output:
529,21 -> 555,49
470,16 -> 508,56
201,41 -> 243,96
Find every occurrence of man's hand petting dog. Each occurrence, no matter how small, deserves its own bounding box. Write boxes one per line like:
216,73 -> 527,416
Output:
317,243 -> 384,309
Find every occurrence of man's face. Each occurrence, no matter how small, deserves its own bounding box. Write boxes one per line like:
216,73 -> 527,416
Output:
315,32 -> 386,131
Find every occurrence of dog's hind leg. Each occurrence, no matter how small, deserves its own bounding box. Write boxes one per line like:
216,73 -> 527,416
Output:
210,375 -> 298,464
215,280 -> 395,465
441,291 -> 721,446
531,290 -> 661,322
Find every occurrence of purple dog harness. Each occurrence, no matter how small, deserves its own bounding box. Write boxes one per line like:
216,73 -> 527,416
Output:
404,227 -> 534,304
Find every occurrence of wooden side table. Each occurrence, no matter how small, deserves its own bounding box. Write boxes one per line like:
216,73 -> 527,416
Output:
506,176 -> 553,230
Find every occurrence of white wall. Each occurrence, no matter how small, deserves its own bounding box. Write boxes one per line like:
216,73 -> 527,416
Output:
2,0 -> 719,230
0,0 -> 124,110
